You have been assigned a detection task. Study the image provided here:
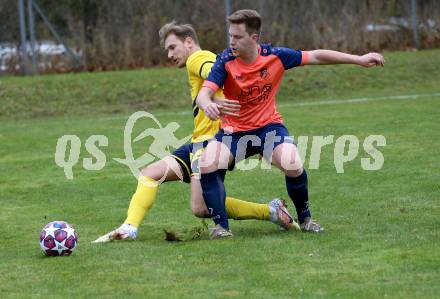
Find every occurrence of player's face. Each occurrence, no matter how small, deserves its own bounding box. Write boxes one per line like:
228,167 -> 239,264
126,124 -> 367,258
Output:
164,34 -> 191,68
229,23 -> 258,56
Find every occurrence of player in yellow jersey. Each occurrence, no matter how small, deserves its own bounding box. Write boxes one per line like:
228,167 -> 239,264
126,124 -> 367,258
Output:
92,22 -> 298,243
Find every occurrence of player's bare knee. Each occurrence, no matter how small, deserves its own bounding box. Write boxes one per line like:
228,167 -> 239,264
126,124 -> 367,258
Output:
200,141 -> 231,174
140,167 -> 161,181
199,152 -> 219,174
285,167 -> 304,178
190,188 -> 209,218
140,157 -> 181,181
200,163 -> 217,174
191,206 -> 210,218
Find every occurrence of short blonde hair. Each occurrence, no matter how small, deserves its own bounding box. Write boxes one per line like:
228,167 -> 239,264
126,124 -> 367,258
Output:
227,9 -> 262,35
158,21 -> 199,48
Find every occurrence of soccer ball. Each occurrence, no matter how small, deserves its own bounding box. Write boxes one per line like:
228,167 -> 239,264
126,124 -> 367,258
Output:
39,221 -> 78,256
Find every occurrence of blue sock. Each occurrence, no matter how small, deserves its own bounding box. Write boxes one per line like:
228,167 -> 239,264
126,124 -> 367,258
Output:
218,169 -> 226,182
285,170 -> 311,224
200,170 -> 229,229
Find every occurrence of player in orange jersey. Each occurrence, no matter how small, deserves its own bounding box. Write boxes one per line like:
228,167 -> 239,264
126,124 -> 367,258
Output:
196,9 -> 385,237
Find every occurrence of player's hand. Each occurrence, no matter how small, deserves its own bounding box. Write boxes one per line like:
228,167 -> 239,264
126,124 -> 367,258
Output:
358,53 -> 385,67
202,102 -> 221,120
215,98 -> 241,117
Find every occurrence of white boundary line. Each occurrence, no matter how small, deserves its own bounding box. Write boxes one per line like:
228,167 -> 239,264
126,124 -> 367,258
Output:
1,92 -> 439,125
155,92 -> 440,117
278,92 -> 440,108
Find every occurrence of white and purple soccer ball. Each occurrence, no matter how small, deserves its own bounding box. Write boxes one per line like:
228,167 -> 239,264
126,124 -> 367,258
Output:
39,221 -> 78,256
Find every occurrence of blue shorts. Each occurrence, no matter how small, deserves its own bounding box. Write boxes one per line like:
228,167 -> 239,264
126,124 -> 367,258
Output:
170,141 -> 209,183
214,123 -> 295,169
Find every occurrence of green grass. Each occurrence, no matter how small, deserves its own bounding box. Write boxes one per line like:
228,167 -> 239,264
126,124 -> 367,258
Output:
1,49 -> 439,120
0,50 -> 439,298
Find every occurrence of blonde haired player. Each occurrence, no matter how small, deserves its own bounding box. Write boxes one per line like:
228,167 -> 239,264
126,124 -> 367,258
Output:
93,21 -> 298,242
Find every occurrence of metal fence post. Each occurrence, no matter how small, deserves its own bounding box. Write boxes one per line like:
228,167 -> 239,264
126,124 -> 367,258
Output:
18,0 -> 29,75
411,0 -> 420,49
224,0 -> 231,46
32,0 -> 81,69
28,0 -> 37,74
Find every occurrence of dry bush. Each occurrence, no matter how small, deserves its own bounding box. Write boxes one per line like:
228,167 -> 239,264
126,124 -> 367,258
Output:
1,0 -> 439,73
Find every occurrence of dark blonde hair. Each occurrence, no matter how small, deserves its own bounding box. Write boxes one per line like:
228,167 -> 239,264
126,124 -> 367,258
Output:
227,9 -> 262,35
158,21 -> 199,48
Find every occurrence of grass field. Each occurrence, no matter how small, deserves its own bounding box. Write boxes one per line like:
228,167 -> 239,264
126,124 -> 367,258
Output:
0,50 -> 439,298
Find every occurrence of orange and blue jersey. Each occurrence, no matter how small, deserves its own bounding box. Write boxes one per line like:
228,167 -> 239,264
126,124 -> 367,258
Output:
203,44 -> 309,132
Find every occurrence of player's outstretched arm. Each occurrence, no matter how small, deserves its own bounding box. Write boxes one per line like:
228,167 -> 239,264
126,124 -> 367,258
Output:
307,50 -> 385,67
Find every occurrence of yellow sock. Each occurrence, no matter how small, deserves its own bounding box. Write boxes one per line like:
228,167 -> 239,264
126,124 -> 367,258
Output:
124,176 -> 159,228
225,197 -> 270,220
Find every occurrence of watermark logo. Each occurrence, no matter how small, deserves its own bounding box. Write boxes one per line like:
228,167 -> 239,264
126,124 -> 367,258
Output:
113,111 -> 190,182
54,111 -> 386,180
54,111 -> 190,181
54,134 -> 108,180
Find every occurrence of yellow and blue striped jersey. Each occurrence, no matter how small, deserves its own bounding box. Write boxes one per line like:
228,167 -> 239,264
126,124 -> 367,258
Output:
186,50 -> 223,143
